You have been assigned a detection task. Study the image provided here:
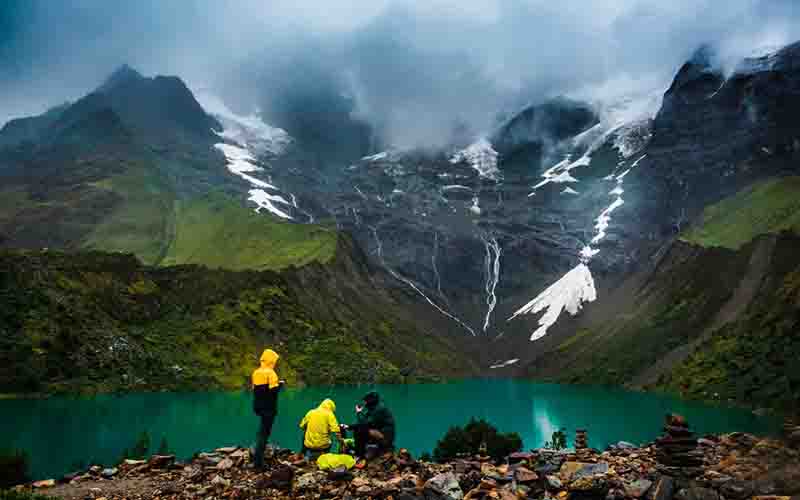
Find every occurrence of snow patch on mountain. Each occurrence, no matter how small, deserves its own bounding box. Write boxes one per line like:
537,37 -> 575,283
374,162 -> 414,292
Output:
489,358 -> 519,369
513,87 -> 661,341
195,90 -> 302,220
450,138 -> 500,181
195,91 -> 291,155
508,263 -> 597,341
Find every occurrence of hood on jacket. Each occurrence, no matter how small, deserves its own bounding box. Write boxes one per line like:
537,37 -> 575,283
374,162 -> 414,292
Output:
319,399 -> 336,413
260,349 -> 279,369
363,391 -> 380,408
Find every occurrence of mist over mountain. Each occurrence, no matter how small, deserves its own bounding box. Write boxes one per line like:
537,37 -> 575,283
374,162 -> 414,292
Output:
2,0 -> 799,150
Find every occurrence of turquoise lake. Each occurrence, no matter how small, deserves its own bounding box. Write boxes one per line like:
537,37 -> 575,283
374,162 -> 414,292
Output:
1,379 -> 780,480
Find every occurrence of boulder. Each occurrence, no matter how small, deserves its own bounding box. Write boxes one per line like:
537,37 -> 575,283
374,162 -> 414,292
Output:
122,459 -> 147,467
514,466 -> 539,483
426,472 -> 464,500
100,467 -> 118,478
148,454 -> 176,468
295,471 -> 326,491
546,475 -> 563,490
651,477 -> 675,500
675,487 -> 721,500
32,479 -> 56,488
216,458 -> 234,470
210,474 -> 231,488
561,462 -> 609,481
624,479 -> 653,498
215,447 -> 237,454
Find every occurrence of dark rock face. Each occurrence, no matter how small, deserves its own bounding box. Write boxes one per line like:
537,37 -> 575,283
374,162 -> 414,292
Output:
492,97 -> 599,161
638,42 -> 800,231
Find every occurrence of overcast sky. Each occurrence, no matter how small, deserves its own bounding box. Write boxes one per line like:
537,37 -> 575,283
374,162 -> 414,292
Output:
1,0 -> 798,146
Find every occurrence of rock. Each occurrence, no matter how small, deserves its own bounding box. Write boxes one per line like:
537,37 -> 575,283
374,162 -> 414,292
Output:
122,459 -> 147,467
426,472 -> 464,500
481,463 -> 504,481
216,458 -> 234,470
215,447 -> 238,454
296,471 -> 326,491
752,497 -> 792,500
508,452 -> 536,463
561,462 -> 609,481
676,487 -> 721,500
546,475 -> 563,490
148,454 -> 176,468
230,448 -> 248,458
210,474 -> 231,488
100,467 -> 118,478
32,479 -> 56,488
89,465 -> 102,475
570,475 -> 609,494
616,442 -> 636,450
651,477 -> 675,500
514,466 -> 539,483
624,479 -> 653,498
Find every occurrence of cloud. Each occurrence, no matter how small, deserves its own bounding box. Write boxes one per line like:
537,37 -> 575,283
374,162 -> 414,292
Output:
2,0 -> 799,148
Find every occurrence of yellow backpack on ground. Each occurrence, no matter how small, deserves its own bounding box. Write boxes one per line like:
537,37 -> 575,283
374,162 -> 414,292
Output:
316,453 -> 356,470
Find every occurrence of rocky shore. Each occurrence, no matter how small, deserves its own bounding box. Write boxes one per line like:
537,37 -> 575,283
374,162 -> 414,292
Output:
21,418 -> 800,500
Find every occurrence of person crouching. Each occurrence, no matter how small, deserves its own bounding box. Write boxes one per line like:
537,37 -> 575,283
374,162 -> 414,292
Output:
299,399 -> 343,460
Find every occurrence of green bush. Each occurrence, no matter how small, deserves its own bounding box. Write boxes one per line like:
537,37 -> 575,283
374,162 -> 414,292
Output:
0,450 -> 29,489
544,429 -> 567,451
432,418 -> 522,462
120,431 -> 151,462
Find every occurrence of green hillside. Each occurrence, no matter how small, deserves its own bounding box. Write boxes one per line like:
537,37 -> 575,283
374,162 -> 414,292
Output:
160,193 -> 336,270
0,248 -> 473,395
682,176 -> 800,249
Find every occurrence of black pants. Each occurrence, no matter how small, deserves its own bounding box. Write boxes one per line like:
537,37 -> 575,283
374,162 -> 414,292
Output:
253,412 -> 276,468
351,423 -> 388,457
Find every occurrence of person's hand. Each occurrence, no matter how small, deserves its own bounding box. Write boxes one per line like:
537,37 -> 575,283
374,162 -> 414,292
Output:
368,429 -> 385,441
355,404 -> 363,413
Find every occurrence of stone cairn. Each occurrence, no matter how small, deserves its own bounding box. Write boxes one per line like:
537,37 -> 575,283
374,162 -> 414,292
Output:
574,429 -> 588,450
655,414 -> 704,482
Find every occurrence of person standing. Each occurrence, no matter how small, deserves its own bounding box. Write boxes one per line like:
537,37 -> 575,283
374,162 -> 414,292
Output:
252,349 -> 284,470
299,399 -> 343,459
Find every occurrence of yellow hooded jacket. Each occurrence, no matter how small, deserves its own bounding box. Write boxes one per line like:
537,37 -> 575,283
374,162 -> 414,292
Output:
252,349 -> 280,416
299,399 -> 340,449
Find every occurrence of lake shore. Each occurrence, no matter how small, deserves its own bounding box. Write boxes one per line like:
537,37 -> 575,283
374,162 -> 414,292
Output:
18,418 -> 800,500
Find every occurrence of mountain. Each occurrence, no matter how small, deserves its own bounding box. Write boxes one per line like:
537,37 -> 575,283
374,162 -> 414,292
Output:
3,40 -> 800,407
0,66 -> 481,394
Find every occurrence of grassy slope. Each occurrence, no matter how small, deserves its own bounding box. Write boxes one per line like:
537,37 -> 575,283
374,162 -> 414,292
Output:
81,162 -> 176,265
682,176 -> 800,249
0,249 -> 472,395
656,238 -> 800,412
161,193 -> 336,270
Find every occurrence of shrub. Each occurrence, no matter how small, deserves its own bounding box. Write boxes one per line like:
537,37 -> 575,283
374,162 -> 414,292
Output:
544,429 -> 567,451
0,450 -> 29,489
120,431 -> 151,462
432,418 -> 522,462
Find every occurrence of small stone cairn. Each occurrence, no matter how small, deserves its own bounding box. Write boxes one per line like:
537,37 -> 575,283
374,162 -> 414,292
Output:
574,429 -> 588,450
655,414 -> 704,482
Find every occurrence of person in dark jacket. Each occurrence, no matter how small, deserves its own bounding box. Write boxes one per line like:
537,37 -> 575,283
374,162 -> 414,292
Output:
348,391 -> 395,458
252,349 -> 284,469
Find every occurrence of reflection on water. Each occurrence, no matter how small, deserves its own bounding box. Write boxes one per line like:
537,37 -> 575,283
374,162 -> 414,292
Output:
0,379 -> 778,479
